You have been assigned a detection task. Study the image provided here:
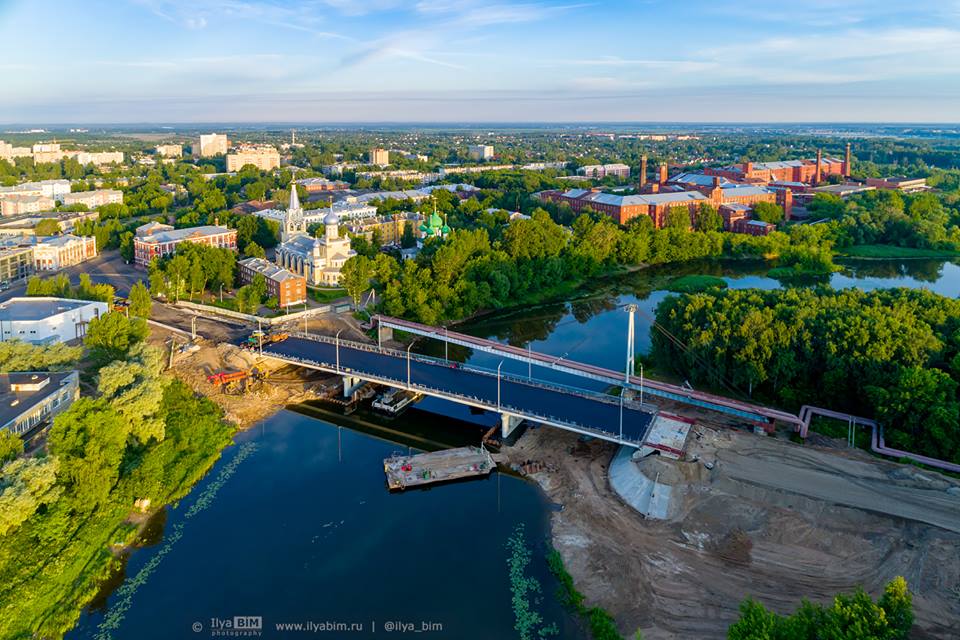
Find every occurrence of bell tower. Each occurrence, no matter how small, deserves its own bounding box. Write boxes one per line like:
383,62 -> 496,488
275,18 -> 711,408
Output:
282,184 -> 305,243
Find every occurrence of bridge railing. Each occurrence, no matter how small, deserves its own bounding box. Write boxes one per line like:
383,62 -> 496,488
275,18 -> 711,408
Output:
263,346 -> 648,445
284,331 -> 649,412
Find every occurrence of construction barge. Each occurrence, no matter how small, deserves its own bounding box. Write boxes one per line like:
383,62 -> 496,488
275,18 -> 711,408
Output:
384,446 -> 496,490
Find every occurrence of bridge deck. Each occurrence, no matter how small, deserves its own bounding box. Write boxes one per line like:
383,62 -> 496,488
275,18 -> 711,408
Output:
377,315 -> 801,427
262,335 -> 653,445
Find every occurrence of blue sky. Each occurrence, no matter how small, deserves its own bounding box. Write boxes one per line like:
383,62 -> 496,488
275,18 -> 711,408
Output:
2,0 -> 960,122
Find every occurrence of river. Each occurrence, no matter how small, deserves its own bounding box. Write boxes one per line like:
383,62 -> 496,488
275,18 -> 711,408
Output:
66,257 -> 960,640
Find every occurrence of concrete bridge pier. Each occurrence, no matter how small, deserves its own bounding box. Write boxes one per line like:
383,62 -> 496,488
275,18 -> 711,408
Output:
501,413 -> 523,439
343,375 -> 364,398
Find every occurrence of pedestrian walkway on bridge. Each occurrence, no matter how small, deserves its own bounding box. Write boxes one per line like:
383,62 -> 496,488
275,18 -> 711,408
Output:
260,332 -> 655,446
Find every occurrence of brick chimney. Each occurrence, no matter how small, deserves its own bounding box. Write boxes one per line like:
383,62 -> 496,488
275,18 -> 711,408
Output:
713,176 -> 721,187
815,149 -> 823,184
744,161 -> 753,175
639,155 -> 647,189
658,162 -> 668,184
844,142 -> 852,177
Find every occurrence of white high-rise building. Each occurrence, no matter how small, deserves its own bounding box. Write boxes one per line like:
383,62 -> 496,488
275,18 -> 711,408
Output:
197,133 -> 229,157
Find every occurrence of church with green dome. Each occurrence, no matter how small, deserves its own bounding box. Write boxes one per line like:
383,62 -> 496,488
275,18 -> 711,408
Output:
419,209 -> 450,240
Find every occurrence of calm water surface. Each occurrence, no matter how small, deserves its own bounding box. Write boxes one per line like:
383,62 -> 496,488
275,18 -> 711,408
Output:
68,411 -> 583,640
67,257 -> 960,640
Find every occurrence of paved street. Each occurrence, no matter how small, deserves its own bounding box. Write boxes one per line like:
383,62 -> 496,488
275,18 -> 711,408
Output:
0,249 -> 144,303
265,336 -> 653,442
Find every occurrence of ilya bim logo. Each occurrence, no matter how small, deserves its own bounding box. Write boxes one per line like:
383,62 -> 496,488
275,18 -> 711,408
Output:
205,616 -> 263,637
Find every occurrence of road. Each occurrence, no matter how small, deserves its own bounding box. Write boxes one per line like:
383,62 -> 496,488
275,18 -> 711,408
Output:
0,249 -> 144,303
264,336 -> 653,442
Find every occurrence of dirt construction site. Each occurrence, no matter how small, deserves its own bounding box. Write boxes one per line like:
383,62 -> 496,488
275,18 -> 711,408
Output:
502,421 -> 960,639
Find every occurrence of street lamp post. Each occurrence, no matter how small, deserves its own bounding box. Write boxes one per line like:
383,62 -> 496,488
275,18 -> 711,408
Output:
444,327 -> 448,363
527,344 -> 532,380
335,329 -> 344,373
219,283 -> 224,303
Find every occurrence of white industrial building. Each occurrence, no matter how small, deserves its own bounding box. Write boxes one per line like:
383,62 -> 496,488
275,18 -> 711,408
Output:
0,297 -> 108,344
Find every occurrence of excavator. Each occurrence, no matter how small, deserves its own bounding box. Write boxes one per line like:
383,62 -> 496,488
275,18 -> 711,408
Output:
207,367 -> 266,393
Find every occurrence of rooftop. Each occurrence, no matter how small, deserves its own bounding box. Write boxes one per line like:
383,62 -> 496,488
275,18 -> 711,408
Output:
0,297 -> 99,321
238,257 -> 303,282
137,225 -> 234,245
0,371 -> 77,431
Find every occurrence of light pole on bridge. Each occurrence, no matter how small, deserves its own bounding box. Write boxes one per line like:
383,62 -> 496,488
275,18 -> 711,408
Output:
406,342 -> 413,390
619,386 -> 625,441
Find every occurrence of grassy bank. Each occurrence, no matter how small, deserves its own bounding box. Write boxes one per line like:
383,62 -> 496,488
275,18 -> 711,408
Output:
308,286 -> 348,303
665,274 -> 728,294
546,548 -> 633,640
838,244 -> 960,259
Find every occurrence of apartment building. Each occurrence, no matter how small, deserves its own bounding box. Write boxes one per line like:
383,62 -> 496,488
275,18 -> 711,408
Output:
32,235 -> 98,271
156,144 -> 183,158
62,189 -> 123,209
0,195 -> 55,216
468,144 -> 494,161
197,133 -> 229,157
133,222 -> 237,267
226,145 -> 281,172
238,257 -> 307,307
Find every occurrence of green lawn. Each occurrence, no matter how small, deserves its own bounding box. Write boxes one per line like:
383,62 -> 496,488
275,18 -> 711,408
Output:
308,287 -> 349,303
839,244 -> 960,259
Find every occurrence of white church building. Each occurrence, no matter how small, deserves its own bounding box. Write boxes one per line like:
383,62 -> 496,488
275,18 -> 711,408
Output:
274,186 -> 355,287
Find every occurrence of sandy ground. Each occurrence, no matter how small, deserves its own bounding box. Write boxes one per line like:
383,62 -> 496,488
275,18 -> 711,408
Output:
501,425 -> 960,640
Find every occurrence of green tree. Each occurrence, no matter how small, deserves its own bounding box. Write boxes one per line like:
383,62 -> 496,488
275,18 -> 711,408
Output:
96,344 -> 170,444
0,457 -> 60,536
753,202 -> 784,225
878,577 -> 913,640
33,219 -> 60,236
695,203 -> 724,232
401,221 -> 417,248
84,312 -> 149,364
340,255 -> 374,307
245,241 -> 266,259
47,398 -> 129,510
0,429 -> 24,464
128,281 -> 152,318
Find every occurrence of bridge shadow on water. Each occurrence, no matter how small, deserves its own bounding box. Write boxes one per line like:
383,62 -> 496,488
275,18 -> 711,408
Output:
289,399 -> 496,454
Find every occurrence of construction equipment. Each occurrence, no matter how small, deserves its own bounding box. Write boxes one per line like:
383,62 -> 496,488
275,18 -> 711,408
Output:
241,331 -> 289,350
112,297 -> 130,313
207,371 -> 248,386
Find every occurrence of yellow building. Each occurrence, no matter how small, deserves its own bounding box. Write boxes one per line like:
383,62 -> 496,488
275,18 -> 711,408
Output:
348,212 -> 423,246
226,145 -> 280,172
156,144 -> 182,158
369,147 -> 389,166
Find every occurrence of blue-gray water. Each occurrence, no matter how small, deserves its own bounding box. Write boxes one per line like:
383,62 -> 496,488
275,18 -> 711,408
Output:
67,257 -> 960,640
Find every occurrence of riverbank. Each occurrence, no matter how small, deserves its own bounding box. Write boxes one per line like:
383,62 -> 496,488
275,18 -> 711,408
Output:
500,424 -> 960,639
838,244 -> 960,259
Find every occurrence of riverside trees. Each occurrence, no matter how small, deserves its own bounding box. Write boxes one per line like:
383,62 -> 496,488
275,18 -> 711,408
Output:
653,287 -> 960,463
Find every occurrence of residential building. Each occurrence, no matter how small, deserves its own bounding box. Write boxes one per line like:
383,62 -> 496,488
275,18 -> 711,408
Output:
0,195 -> 55,216
439,164 -> 514,176
156,144 -> 182,158
133,222 -> 237,267
0,371 -> 80,436
230,199 -> 278,216
0,246 -> 35,284
197,133 -> 229,157
468,144 -> 494,161
238,257 -> 307,307
62,189 -> 123,209
0,179 -> 71,201
31,142 -> 63,164
72,151 -> 124,166
274,187 -> 355,286
297,177 -> 349,193
369,148 -> 390,166
0,140 -> 31,161
865,176 -> 929,193
578,163 -> 631,179
0,211 -> 99,237
348,212 -> 423,246
331,202 -> 378,221
344,190 -> 429,206
226,145 -> 281,172
32,235 -> 97,271
0,297 -> 108,344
